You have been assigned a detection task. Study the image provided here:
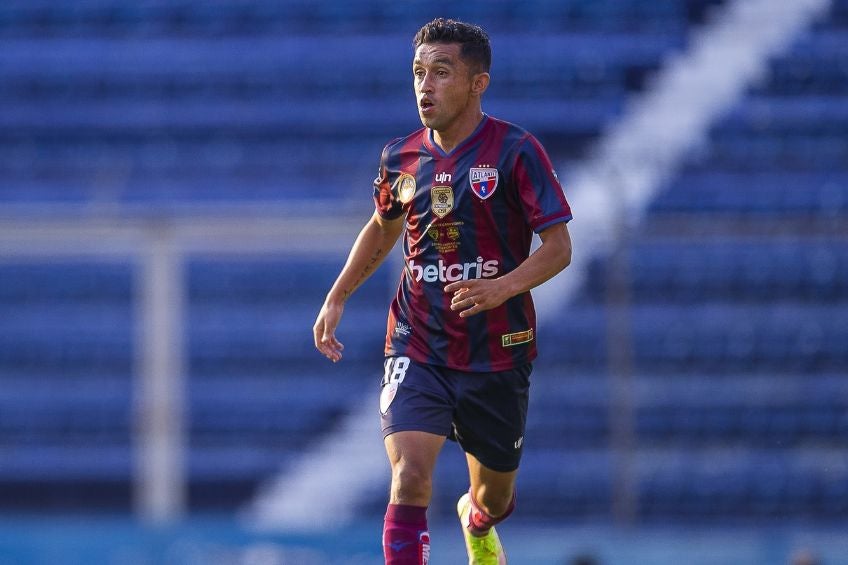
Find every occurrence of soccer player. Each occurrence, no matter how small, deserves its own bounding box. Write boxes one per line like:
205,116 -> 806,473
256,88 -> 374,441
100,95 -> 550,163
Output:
313,18 -> 572,565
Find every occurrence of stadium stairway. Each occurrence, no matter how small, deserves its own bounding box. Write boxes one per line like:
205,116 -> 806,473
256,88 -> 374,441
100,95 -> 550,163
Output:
620,0 -> 848,520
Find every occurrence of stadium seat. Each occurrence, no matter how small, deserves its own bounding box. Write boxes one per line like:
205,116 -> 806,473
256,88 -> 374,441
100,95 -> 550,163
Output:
7,0 -> 848,522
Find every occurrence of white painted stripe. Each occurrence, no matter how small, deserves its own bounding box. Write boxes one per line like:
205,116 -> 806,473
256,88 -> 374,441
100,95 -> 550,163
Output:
243,392 -> 387,531
534,0 -> 833,322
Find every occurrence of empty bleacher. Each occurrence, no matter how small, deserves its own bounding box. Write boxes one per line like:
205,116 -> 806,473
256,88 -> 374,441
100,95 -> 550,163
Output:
420,0 -> 848,523
5,0 -> 847,525
0,262 -> 133,508
0,0 -> 714,209
0,0 -> 720,513
539,0 -> 847,522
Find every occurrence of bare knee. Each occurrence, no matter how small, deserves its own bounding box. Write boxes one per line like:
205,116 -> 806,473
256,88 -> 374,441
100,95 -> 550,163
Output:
390,461 -> 433,506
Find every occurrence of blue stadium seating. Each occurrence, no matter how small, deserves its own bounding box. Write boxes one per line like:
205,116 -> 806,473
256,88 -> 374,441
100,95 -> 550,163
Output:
584,240 -> 848,302
556,0 -> 848,521
6,0 -> 848,523
0,1 -> 724,36
638,450 -> 848,519
0,1 -> 703,207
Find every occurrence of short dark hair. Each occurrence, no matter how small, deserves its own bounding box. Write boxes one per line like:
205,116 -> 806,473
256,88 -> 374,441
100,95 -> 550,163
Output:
413,18 -> 491,74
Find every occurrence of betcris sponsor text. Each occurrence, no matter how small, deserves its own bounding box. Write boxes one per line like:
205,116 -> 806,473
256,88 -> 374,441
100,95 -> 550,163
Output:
406,257 -> 499,283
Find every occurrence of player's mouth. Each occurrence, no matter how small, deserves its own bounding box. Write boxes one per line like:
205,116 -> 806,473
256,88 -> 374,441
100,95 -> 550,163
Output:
419,98 -> 435,114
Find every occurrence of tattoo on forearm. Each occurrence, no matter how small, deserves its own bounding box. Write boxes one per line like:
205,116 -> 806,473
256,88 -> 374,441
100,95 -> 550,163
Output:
348,248 -> 384,297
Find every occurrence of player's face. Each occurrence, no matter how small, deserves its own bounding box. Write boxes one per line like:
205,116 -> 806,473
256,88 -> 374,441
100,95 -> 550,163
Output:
413,43 -> 480,132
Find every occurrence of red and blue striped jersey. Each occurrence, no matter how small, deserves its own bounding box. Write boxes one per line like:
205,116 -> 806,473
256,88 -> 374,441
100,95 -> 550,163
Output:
373,115 -> 572,372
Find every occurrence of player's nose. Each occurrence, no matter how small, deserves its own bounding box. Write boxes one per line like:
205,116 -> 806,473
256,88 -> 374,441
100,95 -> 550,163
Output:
418,73 -> 434,93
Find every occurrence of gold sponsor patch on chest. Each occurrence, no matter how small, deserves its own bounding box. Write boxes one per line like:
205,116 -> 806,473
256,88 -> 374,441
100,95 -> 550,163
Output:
430,186 -> 454,218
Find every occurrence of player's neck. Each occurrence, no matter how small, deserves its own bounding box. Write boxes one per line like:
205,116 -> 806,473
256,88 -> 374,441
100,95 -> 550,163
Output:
431,109 -> 485,154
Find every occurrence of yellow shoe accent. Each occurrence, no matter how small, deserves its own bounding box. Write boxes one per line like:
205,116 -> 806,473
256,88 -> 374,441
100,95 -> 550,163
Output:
456,493 -> 507,565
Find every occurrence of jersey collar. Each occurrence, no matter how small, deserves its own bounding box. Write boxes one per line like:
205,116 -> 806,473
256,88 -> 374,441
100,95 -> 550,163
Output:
425,113 -> 490,158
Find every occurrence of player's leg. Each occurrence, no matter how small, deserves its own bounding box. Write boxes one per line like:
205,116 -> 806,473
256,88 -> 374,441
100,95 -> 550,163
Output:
380,357 -> 455,564
464,453 -> 518,528
386,430 -> 446,506
456,455 -> 515,565
382,431 -> 445,564
452,363 -> 531,564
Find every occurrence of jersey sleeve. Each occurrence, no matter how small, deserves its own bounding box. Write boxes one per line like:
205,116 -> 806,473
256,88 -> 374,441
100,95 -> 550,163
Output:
372,143 -> 405,220
512,135 -> 573,233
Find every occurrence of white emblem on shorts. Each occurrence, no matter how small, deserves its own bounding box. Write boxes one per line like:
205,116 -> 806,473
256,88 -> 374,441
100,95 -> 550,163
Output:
380,383 -> 398,415
514,436 -> 524,449
380,357 -> 411,415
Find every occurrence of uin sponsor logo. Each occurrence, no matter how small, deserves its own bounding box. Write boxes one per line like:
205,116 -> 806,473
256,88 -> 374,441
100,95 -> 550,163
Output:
435,171 -> 452,184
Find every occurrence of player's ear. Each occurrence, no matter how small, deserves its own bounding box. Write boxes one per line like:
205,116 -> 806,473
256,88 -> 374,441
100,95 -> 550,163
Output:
471,72 -> 490,96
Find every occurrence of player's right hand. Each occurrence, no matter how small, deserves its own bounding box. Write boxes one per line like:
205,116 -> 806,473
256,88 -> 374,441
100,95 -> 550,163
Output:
313,301 -> 345,363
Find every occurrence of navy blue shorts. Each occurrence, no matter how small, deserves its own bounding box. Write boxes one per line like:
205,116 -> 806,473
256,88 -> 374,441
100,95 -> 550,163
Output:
379,356 -> 532,473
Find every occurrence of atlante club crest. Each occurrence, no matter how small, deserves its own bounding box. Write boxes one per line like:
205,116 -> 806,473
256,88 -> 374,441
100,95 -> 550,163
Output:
469,167 -> 499,200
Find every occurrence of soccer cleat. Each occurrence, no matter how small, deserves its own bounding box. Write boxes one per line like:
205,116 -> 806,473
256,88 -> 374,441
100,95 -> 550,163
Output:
456,493 -> 507,565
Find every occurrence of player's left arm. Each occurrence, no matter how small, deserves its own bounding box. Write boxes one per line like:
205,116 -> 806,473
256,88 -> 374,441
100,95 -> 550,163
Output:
445,221 -> 571,318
